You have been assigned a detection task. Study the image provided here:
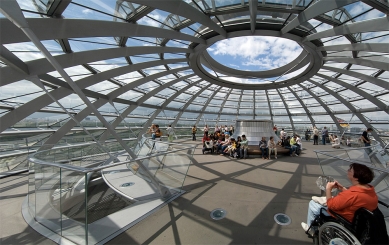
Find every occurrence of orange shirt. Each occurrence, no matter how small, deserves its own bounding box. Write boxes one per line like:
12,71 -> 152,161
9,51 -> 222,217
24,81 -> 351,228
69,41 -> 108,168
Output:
327,185 -> 377,222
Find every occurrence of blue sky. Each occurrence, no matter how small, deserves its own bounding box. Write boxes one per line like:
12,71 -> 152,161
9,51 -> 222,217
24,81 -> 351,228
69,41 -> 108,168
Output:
208,36 -> 302,72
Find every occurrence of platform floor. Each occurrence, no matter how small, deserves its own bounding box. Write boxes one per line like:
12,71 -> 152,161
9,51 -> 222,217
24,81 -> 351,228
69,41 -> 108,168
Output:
0,142 -> 382,244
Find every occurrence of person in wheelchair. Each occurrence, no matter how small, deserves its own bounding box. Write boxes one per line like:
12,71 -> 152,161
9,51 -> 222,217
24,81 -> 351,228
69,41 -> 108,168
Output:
302,163 -> 389,244
302,163 -> 378,231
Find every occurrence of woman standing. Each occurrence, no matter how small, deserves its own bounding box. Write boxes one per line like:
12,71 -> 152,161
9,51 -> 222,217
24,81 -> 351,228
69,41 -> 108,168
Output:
312,126 -> 319,145
192,125 -> 197,141
203,124 -> 209,135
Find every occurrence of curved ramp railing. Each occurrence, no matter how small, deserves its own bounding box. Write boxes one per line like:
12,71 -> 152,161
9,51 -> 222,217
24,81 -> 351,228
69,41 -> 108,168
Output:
314,141 -> 389,222
27,135 -> 196,245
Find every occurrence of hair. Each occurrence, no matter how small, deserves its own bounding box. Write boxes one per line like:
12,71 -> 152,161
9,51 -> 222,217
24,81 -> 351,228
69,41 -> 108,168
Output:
324,126 -> 327,129
281,128 -> 284,130
367,128 -> 373,132
156,124 -> 159,128
242,134 -> 246,138
349,163 -> 374,184
168,124 -> 171,127
237,136 -> 241,140
270,136 -> 274,140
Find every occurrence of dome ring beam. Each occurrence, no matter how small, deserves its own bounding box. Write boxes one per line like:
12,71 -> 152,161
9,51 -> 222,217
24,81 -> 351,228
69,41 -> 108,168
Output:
189,30 -> 323,90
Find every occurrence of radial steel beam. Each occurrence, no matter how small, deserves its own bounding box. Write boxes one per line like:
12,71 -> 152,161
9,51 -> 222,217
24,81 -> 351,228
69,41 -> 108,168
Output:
276,89 -> 295,132
171,84 -> 213,127
304,16 -> 389,42
249,0 -> 258,34
265,90 -> 273,122
0,45 -> 29,74
1,45 -> 192,87
281,0 -> 359,34
138,83 -> 211,140
298,83 -> 343,131
0,59 -> 187,132
46,0 -> 72,17
309,79 -> 385,147
99,74 -> 196,141
41,72 -> 194,146
317,43 -> 389,53
0,1 -> 170,196
216,89 -> 233,124
195,86 -> 222,125
287,87 -> 315,126
321,65 -> 389,90
315,73 -> 389,113
127,0 -> 227,37
0,18 -> 205,45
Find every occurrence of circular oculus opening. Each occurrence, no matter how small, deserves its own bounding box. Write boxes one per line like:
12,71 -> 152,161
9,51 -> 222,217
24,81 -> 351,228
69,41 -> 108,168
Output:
274,213 -> 291,225
207,36 -> 303,72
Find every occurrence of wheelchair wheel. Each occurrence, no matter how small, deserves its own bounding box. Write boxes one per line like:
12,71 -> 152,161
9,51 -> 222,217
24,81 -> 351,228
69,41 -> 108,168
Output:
319,222 -> 361,245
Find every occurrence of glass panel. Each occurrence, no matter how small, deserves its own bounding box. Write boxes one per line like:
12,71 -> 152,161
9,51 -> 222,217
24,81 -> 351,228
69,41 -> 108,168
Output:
59,170 -> 87,244
34,164 -> 62,238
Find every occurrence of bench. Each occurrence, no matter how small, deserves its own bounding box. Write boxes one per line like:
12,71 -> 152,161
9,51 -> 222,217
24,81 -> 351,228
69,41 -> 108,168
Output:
248,145 -> 293,155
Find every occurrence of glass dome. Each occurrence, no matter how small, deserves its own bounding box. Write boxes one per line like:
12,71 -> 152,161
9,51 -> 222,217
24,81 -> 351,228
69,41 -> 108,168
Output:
0,0 -> 388,149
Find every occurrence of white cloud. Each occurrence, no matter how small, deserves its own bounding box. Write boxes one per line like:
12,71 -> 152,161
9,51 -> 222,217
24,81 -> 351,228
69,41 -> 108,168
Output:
208,36 -> 302,71
82,9 -> 93,14
138,14 -> 163,27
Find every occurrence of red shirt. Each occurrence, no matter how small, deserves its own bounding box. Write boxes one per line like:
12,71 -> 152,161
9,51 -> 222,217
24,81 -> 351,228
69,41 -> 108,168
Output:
327,185 -> 378,222
202,136 -> 210,143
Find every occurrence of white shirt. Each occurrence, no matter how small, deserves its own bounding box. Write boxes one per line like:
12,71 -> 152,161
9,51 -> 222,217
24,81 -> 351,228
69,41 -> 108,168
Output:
280,130 -> 285,138
166,127 -> 173,135
296,137 -> 302,148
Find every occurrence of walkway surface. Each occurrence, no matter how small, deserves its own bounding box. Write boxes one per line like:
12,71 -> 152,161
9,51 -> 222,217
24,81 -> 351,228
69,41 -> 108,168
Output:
0,142 -> 355,244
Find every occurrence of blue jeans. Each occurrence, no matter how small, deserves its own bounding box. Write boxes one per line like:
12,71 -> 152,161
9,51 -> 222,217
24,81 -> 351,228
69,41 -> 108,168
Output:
261,148 -> 268,158
285,146 -> 295,155
307,200 -> 330,226
240,148 -> 247,158
152,133 -> 156,140
322,136 -> 326,145
291,145 -> 298,155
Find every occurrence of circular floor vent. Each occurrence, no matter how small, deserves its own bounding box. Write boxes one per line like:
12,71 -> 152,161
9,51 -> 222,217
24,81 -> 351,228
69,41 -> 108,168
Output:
274,213 -> 291,225
120,182 -> 135,187
210,208 -> 227,220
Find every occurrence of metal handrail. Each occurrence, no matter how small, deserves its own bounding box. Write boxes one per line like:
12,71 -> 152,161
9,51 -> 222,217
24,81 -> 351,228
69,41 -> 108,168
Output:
313,141 -> 389,174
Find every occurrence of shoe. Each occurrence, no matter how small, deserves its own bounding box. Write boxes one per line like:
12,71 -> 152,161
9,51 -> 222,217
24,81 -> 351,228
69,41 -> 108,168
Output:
275,156 -> 277,159
295,154 -> 299,156
220,154 -> 224,156
301,222 -> 309,232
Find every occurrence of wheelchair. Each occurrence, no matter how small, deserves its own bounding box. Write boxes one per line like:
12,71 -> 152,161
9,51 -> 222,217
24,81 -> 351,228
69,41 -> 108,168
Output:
306,200 -> 389,245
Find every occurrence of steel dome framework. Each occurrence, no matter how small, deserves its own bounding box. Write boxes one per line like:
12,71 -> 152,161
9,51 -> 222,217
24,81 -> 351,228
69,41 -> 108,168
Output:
0,0 -> 388,148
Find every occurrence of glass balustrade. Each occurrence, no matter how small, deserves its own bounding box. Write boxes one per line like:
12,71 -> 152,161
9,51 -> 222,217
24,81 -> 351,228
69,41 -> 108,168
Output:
314,142 -> 389,229
27,135 -> 195,244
